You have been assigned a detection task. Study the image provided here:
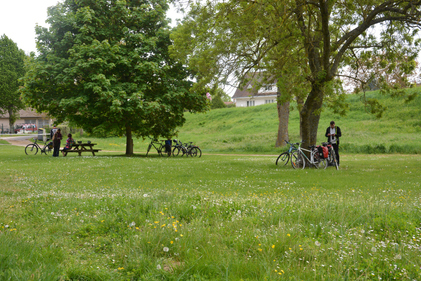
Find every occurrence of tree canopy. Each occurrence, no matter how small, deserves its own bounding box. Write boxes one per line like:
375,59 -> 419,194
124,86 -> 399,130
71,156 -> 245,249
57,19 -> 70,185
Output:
21,0 -> 207,154
0,34 -> 26,131
171,0 -> 421,146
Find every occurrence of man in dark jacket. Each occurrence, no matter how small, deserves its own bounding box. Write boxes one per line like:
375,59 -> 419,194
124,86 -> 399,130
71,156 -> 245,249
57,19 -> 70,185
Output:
325,121 -> 342,165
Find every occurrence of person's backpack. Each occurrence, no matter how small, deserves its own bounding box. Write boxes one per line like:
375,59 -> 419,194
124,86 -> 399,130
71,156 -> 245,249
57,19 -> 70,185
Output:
164,140 -> 172,152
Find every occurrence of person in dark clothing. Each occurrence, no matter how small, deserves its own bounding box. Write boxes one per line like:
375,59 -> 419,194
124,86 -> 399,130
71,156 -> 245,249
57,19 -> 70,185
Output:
52,128 -> 62,157
50,125 -> 57,140
164,139 -> 172,156
325,121 -> 342,165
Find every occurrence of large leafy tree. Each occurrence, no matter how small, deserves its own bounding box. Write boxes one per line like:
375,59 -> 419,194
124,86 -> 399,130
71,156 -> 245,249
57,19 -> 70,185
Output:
0,35 -> 26,131
171,0 -> 421,146
21,0 -> 207,154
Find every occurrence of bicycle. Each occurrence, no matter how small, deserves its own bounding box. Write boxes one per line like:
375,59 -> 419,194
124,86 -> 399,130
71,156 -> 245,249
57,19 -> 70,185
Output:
185,142 -> 202,157
290,141 -> 328,169
172,139 -> 187,156
322,141 -> 339,170
25,138 -> 53,155
146,138 -> 171,157
275,140 -> 298,166
172,140 -> 202,157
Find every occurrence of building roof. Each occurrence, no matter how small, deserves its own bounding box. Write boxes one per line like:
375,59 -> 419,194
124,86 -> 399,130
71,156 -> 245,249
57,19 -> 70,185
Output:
232,73 -> 277,98
0,108 -> 49,119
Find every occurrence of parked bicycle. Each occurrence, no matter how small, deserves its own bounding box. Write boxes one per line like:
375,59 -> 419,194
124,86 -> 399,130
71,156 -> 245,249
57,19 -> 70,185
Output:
172,140 -> 202,157
290,141 -> 328,169
276,140 -> 298,165
322,141 -> 339,170
172,139 -> 187,156
146,138 -> 171,157
25,138 -> 53,155
185,142 -> 202,157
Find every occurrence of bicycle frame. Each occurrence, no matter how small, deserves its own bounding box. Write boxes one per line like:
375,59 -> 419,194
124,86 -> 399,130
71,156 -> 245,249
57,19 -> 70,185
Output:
297,147 -> 317,165
146,138 -> 165,156
25,138 -> 52,155
291,142 -> 321,169
322,141 -> 339,170
285,141 -> 298,154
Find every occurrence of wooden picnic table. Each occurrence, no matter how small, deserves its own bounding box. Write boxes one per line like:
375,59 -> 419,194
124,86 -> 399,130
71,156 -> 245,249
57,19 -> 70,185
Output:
61,143 -> 101,156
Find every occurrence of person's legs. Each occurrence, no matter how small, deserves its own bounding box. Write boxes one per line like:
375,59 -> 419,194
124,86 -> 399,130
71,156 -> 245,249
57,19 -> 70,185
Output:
53,145 -> 59,157
333,144 -> 339,165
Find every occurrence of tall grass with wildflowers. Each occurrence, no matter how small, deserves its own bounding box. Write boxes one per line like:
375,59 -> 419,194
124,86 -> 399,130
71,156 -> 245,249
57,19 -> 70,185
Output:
1,145 -> 421,280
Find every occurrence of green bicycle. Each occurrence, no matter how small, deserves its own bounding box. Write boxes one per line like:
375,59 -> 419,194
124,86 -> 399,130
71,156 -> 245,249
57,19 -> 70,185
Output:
276,140 -> 298,166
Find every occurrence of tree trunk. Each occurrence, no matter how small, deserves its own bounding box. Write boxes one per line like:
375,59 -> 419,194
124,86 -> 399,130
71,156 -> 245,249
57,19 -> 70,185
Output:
296,96 -> 304,139
300,84 -> 324,147
275,96 -> 290,147
8,106 -> 16,134
125,124 -> 134,155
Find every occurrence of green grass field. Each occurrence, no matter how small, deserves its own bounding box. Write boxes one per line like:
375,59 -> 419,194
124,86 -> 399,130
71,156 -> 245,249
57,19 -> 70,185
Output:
53,87 -> 421,155
1,144 -> 420,280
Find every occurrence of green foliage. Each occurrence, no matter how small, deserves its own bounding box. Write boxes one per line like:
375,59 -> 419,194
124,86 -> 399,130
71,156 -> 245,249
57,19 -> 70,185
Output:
171,0 -> 421,145
210,94 -> 226,109
0,34 -> 26,123
21,0 -> 207,154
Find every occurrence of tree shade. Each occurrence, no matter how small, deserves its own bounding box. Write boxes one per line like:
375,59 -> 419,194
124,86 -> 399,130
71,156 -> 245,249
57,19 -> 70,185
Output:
21,0 -> 208,154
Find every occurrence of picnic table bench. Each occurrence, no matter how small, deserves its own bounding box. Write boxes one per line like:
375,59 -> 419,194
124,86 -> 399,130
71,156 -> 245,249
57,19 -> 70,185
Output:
60,143 -> 101,156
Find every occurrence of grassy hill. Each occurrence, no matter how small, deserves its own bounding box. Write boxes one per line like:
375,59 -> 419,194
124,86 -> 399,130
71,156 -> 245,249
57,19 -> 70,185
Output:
177,86 -> 421,154
59,87 -> 420,154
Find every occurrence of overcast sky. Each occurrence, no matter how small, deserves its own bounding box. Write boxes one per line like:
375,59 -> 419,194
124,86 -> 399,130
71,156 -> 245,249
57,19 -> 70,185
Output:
0,0 -> 182,54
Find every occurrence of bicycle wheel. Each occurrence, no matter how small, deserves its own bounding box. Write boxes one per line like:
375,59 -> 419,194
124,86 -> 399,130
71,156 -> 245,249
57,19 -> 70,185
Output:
146,144 -> 152,156
162,147 -> 171,157
276,152 -> 290,166
172,146 -> 180,156
190,147 -> 202,157
330,149 -> 339,170
195,147 -> 202,158
42,145 -> 52,155
310,150 -> 321,169
291,151 -> 305,169
319,158 -> 328,169
25,144 -> 38,155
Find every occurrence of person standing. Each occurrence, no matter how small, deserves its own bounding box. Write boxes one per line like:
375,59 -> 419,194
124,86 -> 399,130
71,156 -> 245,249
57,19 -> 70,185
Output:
50,125 -> 58,140
52,128 -> 62,157
325,121 -> 342,165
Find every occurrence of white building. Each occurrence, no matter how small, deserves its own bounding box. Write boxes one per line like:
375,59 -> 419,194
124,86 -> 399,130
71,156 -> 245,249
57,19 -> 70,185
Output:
232,75 -> 278,107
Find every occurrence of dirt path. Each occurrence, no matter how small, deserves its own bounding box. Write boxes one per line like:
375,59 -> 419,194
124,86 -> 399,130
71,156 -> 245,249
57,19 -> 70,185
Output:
0,136 -> 280,156
0,139 -> 32,147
